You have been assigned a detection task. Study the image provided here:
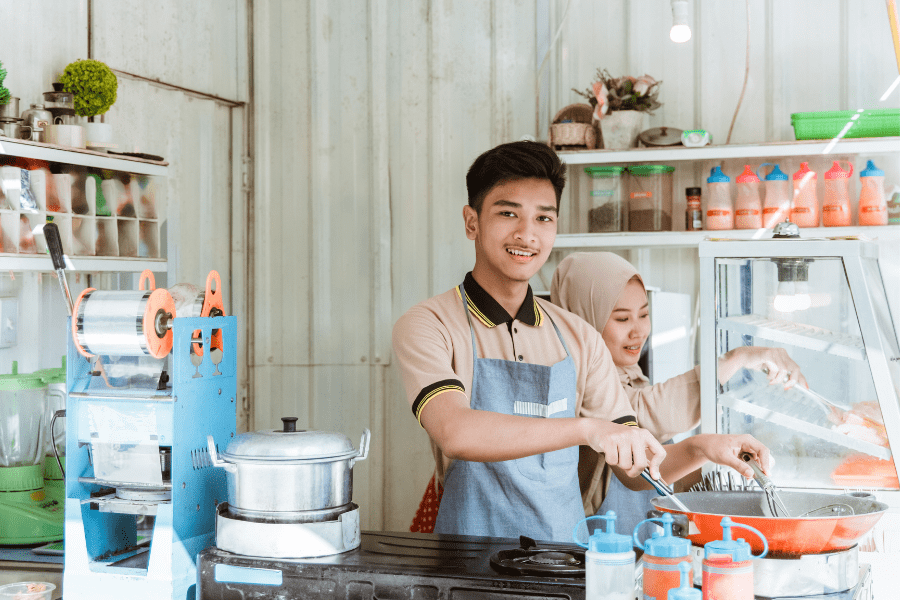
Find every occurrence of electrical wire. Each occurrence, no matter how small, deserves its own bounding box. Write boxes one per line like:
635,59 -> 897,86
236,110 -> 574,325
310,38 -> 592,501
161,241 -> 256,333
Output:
725,0 -> 752,144
535,0 -> 574,137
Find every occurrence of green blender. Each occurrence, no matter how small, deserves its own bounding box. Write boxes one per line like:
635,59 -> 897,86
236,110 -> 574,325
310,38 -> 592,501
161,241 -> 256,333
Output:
35,358 -> 67,506
0,365 -> 64,544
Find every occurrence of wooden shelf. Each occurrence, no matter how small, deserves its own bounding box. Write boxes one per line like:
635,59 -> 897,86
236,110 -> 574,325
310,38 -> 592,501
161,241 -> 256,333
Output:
0,138 -> 168,176
0,254 -> 167,272
554,225 -> 900,250
557,137 -> 900,165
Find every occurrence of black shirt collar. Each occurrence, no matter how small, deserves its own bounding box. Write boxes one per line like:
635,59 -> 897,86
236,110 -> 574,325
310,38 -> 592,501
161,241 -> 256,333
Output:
460,272 -> 543,328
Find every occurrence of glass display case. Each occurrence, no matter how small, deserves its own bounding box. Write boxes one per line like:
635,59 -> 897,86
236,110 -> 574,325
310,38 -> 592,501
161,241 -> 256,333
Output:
699,236 -> 900,498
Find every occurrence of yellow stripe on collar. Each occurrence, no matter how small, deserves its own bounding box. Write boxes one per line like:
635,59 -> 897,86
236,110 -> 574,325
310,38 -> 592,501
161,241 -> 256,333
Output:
456,286 -> 496,328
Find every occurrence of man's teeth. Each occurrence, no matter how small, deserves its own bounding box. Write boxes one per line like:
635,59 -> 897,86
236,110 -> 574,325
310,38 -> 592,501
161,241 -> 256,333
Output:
508,249 -> 534,257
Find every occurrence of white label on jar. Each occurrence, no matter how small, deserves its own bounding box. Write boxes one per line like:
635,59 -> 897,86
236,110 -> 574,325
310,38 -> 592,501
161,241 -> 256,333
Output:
590,190 -> 615,197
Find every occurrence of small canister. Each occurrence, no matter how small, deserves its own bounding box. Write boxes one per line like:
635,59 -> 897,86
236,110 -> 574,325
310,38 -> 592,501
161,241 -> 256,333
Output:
20,104 -> 53,143
701,517 -> 768,600
574,511 -> 636,600
585,166 -> 626,232
633,513 -> 692,600
627,165 -> 675,231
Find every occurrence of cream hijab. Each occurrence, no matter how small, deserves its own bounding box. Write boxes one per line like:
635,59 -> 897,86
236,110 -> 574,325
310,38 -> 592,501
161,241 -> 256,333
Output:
550,252 -> 648,384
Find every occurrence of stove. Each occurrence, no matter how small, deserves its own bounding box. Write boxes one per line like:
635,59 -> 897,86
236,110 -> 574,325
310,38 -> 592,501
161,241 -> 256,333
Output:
197,531 -> 591,600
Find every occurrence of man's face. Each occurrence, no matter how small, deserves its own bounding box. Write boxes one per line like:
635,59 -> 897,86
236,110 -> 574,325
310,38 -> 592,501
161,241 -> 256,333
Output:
464,177 -> 558,285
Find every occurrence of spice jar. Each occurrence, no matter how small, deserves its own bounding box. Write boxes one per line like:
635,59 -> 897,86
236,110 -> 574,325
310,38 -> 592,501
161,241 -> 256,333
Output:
585,166 -> 625,232
685,187 -> 702,231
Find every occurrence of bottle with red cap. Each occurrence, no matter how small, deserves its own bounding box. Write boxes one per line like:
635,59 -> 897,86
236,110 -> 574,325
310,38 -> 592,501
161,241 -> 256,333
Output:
791,162 -> 819,227
822,160 -> 854,227
734,165 -> 762,229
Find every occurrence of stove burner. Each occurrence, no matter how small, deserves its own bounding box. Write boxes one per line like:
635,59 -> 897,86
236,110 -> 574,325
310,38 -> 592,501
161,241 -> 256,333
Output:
489,538 -> 585,577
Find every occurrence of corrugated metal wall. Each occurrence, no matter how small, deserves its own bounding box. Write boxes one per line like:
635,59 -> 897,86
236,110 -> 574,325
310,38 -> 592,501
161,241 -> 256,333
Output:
253,0 -> 900,533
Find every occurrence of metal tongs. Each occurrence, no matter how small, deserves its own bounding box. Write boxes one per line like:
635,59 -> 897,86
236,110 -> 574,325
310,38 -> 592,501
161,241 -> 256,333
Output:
640,468 -> 690,512
740,452 -> 792,518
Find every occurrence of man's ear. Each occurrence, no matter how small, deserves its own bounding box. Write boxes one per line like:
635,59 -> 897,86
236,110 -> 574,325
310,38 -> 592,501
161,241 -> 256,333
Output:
463,205 -> 479,240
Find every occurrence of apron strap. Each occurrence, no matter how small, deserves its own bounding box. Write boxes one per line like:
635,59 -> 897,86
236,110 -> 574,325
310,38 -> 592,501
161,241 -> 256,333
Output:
544,311 -> 572,358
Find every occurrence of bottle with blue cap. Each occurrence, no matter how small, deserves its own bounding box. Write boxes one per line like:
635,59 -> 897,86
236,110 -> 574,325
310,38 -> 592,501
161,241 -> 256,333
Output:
706,166 -> 733,230
633,513 -> 692,600
757,163 -> 791,228
701,516 -> 768,600
668,561 -> 701,600
573,510 -> 635,600
859,160 -> 888,226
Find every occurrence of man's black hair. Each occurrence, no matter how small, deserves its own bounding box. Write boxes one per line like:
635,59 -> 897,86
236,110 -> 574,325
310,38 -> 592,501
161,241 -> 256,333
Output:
466,141 -> 567,213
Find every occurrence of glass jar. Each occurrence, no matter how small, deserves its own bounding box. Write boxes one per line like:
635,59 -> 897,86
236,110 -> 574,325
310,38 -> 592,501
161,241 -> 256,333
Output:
626,165 -> 675,231
585,166 -> 625,232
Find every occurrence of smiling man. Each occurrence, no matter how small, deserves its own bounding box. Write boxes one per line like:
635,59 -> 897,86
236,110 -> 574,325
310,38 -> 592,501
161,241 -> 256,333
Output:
392,141 -> 673,541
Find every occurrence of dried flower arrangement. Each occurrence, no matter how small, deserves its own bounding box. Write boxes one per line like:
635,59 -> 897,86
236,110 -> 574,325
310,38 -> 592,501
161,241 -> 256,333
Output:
573,69 -> 662,121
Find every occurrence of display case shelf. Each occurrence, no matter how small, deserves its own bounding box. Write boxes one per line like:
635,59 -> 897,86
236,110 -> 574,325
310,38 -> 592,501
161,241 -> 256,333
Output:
558,137 -> 900,165
0,254 -> 167,273
717,314 -> 866,361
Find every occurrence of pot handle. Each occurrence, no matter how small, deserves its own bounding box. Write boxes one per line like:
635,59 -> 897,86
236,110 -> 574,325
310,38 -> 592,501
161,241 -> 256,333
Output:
207,435 -> 236,473
351,428 -> 371,467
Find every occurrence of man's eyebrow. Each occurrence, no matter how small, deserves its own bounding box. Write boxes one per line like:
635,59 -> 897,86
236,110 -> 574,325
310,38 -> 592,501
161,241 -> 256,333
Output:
490,198 -> 558,214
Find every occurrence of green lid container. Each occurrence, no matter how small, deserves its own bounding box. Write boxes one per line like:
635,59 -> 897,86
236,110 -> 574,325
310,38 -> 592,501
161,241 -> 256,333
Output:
791,109 -> 900,140
628,165 -> 675,176
585,166 -> 625,178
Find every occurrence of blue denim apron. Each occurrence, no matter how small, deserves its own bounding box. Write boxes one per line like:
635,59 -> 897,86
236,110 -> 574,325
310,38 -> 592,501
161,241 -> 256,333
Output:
596,470 -> 660,539
433,283 -> 583,542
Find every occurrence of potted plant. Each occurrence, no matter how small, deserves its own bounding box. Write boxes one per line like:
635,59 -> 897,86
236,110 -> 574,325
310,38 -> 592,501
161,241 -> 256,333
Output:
0,60 -> 18,120
58,59 -> 118,146
574,69 -> 662,149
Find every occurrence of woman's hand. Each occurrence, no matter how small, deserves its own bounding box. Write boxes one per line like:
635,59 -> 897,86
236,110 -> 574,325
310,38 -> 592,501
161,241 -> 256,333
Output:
688,433 -> 771,479
717,346 -> 807,390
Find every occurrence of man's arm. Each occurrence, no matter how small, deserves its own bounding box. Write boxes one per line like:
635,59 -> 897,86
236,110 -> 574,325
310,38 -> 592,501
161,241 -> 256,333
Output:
420,391 -> 667,479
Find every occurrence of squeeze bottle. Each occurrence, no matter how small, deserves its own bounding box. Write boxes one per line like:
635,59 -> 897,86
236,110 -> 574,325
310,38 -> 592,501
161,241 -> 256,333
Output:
858,160 -> 888,226
701,517 -> 768,600
574,511 -> 635,600
633,513 -> 692,600
791,162 -> 819,227
705,166 -> 733,230
668,562 -> 701,600
758,164 -> 791,228
734,165 -> 763,229
822,161 -> 854,227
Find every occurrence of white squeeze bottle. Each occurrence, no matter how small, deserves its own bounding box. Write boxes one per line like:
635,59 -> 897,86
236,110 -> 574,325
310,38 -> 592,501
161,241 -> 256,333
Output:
574,511 -> 635,600
758,164 -> 791,228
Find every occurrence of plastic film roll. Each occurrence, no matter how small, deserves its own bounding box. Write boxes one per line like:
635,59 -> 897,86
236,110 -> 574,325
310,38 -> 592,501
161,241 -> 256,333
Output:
72,288 -> 176,359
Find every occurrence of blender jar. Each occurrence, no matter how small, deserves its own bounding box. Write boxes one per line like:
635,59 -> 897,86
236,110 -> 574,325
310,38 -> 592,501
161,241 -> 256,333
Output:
626,165 -> 675,231
585,166 -> 625,232
0,374 -> 49,467
35,362 -> 66,459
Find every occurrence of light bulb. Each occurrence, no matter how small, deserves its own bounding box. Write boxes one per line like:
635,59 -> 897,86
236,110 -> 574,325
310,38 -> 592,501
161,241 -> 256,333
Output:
774,281 -> 797,313
793,281 -> 811,311
670,24 -> 692,43
670,0 -> 691,43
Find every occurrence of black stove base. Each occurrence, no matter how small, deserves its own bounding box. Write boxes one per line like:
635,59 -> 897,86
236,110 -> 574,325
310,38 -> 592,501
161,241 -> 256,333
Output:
197,530 -> 588,600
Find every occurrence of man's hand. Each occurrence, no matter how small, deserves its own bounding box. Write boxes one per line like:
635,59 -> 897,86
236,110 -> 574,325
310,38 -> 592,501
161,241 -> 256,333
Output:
582,420 -> 666,479
688,433 -> 771,479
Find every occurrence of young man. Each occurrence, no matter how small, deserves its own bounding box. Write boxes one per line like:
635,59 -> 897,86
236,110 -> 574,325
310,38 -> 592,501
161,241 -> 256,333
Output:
393,141 -> 767,542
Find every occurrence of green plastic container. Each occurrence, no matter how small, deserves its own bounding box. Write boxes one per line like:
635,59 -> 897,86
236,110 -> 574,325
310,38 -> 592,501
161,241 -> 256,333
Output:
790,109 -> 900,140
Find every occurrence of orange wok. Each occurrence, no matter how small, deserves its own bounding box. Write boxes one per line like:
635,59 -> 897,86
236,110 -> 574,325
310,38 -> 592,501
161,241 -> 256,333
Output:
651,490 -> 887,558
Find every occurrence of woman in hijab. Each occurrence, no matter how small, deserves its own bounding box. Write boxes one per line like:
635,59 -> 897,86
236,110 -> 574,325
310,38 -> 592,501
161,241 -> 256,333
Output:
551,252 -> 804,533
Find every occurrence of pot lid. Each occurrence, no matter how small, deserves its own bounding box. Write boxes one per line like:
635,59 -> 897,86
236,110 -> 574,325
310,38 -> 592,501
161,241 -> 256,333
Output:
639,126 -> 683,147
222,417 -> 358,462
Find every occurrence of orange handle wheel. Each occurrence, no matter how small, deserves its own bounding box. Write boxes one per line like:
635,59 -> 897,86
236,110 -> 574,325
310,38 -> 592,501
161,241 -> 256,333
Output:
139,270 -> 156,291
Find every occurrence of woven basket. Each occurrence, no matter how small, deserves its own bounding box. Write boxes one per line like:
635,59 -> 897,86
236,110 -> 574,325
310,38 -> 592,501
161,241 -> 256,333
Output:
548,103 -> 598,150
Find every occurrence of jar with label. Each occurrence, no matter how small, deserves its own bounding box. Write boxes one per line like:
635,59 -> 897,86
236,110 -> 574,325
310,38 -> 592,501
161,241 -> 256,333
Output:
706,166 -> 733,230
791,162 -> 819,227
758,164 -> 791,228
734,165 -> 763,229
627,165 -> 674,231
858,160 -> 888,226
822,161 -> 853,227
685,187 -> 702,231
585,166 -> 625,232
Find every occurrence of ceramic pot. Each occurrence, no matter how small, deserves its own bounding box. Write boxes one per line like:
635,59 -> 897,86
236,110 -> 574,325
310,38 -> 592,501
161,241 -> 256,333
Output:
599,110 -> 648,149
84,122 -> 112,145
44,124 -> 85,149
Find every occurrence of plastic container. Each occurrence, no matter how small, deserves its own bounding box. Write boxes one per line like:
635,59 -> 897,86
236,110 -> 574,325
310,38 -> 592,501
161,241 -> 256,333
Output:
0,365 -> 49,467
668,562 -> 701,600
701,517 -> 768,600
858,160 -> 888,226
822,161 -> 854,227
705,166 -> 733,230
734,165 -> 762,229
791,162 -> 819,227
887,186 -> 900,225
633,513 -> 692,600
585,166 -> 626,232
758,164 -> 791,228
685,187 -> 702,231
574,511 -> 635,600
790,109 -> 900,140
0,582 -> 56,600
627,165 -> 674,231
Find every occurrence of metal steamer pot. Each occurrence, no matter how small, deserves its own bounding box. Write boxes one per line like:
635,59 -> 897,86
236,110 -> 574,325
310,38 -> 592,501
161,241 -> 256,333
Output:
651,490 -> 888,557
208,417 -> 370,520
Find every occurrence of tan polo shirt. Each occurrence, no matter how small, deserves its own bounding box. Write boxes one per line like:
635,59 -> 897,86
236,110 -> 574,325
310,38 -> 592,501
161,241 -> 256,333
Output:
392,272 -> 638,488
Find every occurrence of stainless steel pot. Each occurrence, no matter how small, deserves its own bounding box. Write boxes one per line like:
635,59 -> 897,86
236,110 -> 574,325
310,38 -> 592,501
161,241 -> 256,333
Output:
207,417 -> 370,517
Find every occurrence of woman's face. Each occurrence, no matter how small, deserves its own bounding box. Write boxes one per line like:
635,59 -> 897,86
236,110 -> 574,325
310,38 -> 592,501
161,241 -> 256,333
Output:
602,278 -> 651,367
